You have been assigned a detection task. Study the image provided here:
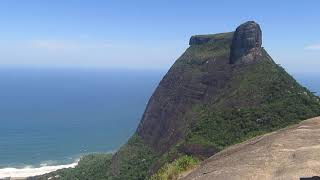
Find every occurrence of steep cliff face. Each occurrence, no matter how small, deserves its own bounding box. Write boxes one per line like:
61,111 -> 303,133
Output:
136,32 -> 234,154
136,21 -> 290,155
137,22 -> 264,154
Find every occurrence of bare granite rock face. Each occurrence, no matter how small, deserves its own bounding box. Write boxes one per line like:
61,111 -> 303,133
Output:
183,117 -> 320,180
230,21 -> 262,64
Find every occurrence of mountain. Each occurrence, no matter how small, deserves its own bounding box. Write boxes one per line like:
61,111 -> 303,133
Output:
31,21 -> 320,180
183,116 -> 320,180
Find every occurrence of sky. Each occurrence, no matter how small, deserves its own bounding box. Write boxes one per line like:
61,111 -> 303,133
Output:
0,0 -> 319,73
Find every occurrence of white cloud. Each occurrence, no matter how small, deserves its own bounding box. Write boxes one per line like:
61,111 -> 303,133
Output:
0,38 -> 185,69
28,40 -> 114,51
304,44 -> 320,50
29,40 -> 73,50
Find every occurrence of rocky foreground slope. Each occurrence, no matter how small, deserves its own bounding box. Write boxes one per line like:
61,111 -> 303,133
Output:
32,21 -> 320,180
183,116 -> 320,180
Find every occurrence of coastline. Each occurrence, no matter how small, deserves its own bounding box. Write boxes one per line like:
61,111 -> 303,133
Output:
0,160 -> 79,179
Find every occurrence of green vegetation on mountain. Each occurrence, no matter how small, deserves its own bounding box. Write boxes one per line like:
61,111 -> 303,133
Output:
109,135 -> 156,180
57,154 -> 113,179
32,21 -> 320,180
28,154 -> 113,180
30,135 -> 156,180
185,60 -> 320,150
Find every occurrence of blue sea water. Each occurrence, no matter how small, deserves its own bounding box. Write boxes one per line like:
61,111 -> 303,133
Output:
294,73 -> 320,96
0,67 -> 164,169
0,68 -> 318,171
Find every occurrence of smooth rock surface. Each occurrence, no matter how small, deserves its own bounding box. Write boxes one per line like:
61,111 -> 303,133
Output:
183,117 -> 320,180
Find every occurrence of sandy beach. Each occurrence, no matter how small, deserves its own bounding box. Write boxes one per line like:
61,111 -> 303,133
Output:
0,161 -> 78,179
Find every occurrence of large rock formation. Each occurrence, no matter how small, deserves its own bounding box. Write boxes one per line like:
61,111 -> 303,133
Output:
134,20 -> 320,175
230,21 -> 263,64
137,22 -> 263,154
136,32 -> 235,154
32,21 -> 320,180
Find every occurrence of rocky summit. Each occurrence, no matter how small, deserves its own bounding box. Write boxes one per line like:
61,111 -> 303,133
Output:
230,21 -> 263,64
32,21 -> 320,180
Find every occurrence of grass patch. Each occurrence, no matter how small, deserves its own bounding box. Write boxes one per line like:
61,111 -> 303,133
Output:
150,155 -> 199,180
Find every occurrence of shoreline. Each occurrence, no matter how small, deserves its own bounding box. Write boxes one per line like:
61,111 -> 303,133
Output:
0,151 -> 116,179
0,160 -> 79,179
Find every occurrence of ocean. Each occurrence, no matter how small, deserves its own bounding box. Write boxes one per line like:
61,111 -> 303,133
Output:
294,73 -> 320,96
0,67 -> 164,177
0,67 -> 318,177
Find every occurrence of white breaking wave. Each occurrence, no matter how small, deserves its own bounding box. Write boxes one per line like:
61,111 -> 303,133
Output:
0,160 -> 79,178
